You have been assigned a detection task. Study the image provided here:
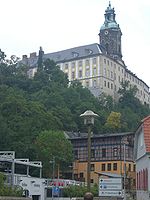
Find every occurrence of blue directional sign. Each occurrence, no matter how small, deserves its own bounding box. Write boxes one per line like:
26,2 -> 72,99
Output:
52,186 -> 60,197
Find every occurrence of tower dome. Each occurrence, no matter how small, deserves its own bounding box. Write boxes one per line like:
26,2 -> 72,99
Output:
100,1 -> 120,31
99,1 -> 122,60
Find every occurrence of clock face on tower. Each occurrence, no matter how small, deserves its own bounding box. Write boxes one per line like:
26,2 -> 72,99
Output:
104,30 -> 108,35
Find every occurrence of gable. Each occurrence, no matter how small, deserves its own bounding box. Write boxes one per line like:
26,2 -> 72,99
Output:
135,126 -> 146,160
143,117 -> 150,152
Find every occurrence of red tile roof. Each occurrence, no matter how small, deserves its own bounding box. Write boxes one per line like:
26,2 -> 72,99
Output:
142,116 -> 150,152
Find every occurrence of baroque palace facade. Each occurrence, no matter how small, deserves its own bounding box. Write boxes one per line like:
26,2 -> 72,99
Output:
21,2 -> 150,105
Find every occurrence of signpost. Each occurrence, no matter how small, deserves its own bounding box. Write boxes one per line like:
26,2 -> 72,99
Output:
99,178 -> 123,197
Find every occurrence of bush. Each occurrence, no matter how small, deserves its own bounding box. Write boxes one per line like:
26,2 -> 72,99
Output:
0,173 -> 23,196
63,184 -> 98,197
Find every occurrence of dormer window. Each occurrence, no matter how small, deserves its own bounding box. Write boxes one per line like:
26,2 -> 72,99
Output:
85,49 -> 93,55
72,52 -> 79,58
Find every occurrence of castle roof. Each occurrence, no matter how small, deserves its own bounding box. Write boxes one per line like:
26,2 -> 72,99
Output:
43,43 -> 105,63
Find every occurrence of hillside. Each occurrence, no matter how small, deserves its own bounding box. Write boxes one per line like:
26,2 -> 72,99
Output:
0,49 -> 150,160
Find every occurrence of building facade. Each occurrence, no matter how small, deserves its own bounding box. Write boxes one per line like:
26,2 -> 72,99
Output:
21,2 -> 150,106
134,116 -> 150,200
65,131 -> 136,190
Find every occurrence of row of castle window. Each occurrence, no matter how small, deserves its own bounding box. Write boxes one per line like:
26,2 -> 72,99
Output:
125,73 -> 145,87
85,80 -> 97,88
65,58 -> 97,70
103,59 -> 148,89
104,81 -> 114,90
104,59 -> 124,73
64,60 -> 148,93
104,69 -> 123,83
70,68 -> 97,79
65,61 -> 147,88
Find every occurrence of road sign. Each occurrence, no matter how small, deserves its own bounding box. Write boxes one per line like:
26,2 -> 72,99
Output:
99,178 -> 123,197
99,178 -> 122,190
99,190 -> 123,197
99,183 -> 122,190
99,178 -> 122,184
52,186 -> 60,197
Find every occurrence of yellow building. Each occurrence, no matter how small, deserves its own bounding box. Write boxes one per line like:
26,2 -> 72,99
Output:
65,131 -> 136,190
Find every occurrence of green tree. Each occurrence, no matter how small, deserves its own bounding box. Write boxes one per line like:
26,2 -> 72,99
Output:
35,130 -> 73,177
104,111 -> 121,132
118,80 -> 139,109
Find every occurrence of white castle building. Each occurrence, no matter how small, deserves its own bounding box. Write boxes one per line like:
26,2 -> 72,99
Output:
21,2 -> 150,106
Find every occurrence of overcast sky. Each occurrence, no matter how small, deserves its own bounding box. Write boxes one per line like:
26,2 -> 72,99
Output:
0,0 -> 150,86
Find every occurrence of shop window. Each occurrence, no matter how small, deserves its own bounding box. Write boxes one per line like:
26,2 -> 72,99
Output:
107,163 -> 111,171
80,173 -> 84,178
128,164 -> 131,172
102,164 -> 105,171
74,150 -> 78,159
113,163 -> 117,171
91,164 -> 95,171
102,148 -> 106,158
91,149 -> 95,158
113,147 -> 118,157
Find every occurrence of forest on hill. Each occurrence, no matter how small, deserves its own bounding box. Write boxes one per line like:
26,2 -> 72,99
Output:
0,49 -> 149,175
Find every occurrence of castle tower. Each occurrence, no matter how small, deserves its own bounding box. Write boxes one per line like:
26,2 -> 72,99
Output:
99,2 -> 122,60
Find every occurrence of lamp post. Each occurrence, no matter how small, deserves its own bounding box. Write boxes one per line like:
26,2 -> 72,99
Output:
123,143 -> 126,200
80,110 -> 98,192
50,157 -> 55,200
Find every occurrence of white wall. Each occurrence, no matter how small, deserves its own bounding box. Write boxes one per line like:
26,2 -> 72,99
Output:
14,175 -> 47,200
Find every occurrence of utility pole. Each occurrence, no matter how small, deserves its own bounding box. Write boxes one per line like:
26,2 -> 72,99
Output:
124,143 -> 126,200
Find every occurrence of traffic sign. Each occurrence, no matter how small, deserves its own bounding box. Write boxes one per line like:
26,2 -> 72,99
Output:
99,178 -> 122,184
99,190 -> 123,197
52,186 -> 60,197
99,183 -> 122,190
99,178 -> 122,190
99,178 -> 123,197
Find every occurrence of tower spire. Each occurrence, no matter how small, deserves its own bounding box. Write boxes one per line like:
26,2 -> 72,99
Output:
109,1 -> 111,8
99,3 -> 123,60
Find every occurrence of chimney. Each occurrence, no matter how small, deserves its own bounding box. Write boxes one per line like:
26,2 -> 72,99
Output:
30,52 -> 37,58
22,55 -> 28,60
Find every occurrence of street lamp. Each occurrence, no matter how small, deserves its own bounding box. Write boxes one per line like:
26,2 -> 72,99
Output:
50,157 -> 55,200
80,110 -> 98,192
123,143 -> 126,200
